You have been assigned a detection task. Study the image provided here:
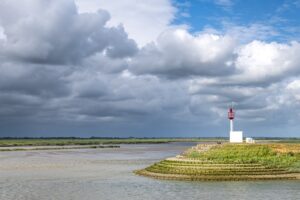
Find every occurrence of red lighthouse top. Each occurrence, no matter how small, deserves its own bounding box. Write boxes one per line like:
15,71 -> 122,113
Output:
228,107 -> 235,120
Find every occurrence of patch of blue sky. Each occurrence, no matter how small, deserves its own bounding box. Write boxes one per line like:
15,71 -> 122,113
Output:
172,0 -> 300,42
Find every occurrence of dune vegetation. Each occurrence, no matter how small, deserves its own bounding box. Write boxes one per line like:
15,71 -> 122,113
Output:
135,143 -> 300,181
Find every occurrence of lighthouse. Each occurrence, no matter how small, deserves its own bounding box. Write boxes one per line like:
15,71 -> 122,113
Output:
228,105 -> 243,143
228,107 -> 234,132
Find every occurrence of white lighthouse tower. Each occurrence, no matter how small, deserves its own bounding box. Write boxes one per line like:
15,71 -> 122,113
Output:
228,105 -> 243,143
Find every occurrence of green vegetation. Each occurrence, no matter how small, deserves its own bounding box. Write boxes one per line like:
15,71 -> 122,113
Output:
186,144 -> 300,169
0,137 -> 298,147
0,138 -> 225,147
135,143 -> 300,181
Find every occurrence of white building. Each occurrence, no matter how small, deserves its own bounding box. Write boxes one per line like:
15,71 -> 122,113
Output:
246,137 -> 255,143
230,131 -> 243,143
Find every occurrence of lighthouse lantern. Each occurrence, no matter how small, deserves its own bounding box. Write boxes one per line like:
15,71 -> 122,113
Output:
228,108 -> 235,120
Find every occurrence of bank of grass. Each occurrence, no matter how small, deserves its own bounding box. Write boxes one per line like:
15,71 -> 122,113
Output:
0,138 -> 225,147
186,144 -> 300,169
135,143 -> 300,181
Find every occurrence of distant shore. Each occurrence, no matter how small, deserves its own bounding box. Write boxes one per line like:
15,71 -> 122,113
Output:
0,144 -> 120,151
0,138 -> 225,148
0,137 -> 299,146
0,137 -> 299,151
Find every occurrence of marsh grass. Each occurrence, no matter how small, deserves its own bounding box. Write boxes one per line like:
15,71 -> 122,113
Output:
186,144 -> 300,169
0,138 -> 225,147
136,143 -> 300,181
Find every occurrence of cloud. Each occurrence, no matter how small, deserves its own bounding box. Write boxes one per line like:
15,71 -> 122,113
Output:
68,70 -> 189,119
0,0 -> 137,65
223,23 -> 279,43
0,61 -> 71,98
0,26 -> 5,40
199,0 -> 234,8
232,40 -> 300,85
1,0 -> 300,137
214,0 -> 233,7
74,0 -> 176,46
286,79 -> 300,101
130,29 -> 236,78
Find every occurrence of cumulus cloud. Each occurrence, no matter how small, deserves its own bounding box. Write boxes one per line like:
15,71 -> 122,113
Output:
0,0 -> 137,64
232,40 -> 300,85
286,80 -> 300,101
74,0 -> 176,46
130,29 -> 236,78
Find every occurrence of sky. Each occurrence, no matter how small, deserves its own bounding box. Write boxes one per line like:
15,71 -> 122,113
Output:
0,0 -> 300,138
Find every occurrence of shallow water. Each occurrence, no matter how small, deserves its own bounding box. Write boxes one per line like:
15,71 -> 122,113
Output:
0,143 -> 299,200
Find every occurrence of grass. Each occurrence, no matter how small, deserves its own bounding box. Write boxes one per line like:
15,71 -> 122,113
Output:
0,137 -> 298,147
0,138 -> 225,147
186,144 -> 300,169
135,143 -> 300,181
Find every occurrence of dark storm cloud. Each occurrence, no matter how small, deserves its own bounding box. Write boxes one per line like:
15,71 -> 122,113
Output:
0,0 -> 139,133
0,62 -> 71,98
67,71 -> 190,120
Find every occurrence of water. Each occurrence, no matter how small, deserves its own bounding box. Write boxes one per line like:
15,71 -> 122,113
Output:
0,143 -> 299,200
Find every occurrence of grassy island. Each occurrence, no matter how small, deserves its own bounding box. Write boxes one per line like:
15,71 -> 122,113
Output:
135,143 -> 300,181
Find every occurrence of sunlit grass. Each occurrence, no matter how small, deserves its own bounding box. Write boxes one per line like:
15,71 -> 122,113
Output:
186,144 -> 300,169
136,143 -> 300,181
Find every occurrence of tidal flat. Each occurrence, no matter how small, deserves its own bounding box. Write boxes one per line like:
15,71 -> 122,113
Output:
0,143 -> 299,200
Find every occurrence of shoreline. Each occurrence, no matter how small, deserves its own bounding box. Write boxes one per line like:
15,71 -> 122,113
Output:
0,145 -> 120,151
0,138 -> 226,148
135,169 -> 300,181
1,137 -> 299,148
135,143 -> 300,181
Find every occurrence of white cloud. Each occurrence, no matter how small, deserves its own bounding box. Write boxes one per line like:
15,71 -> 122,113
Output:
233,40 -> 300,84
0,0 -> 137,64
286,79 -> 300,100
0,26 -> 5,40
74,0 -> 176,46
224,23 -> 279,43
130,28 -> 236,77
